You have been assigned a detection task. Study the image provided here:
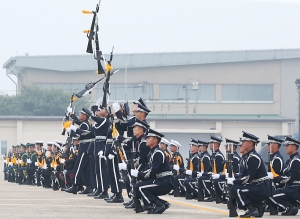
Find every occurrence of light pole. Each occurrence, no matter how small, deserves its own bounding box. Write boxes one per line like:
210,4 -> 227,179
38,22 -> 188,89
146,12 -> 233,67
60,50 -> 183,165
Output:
295,79 -> 300,139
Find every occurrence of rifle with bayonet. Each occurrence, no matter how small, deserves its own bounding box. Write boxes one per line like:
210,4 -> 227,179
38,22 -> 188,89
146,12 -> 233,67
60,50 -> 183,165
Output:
226,143 -> 238,217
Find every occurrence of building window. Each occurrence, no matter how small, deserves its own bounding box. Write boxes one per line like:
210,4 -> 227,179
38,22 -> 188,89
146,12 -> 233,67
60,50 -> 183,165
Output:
159,84 -> 215,101
97,83 -> 153,101
222,84 -> 273,101
1,141 -> 7,155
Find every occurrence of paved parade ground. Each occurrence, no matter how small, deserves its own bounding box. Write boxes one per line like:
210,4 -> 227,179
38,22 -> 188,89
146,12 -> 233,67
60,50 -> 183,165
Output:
0,157 -> 283,219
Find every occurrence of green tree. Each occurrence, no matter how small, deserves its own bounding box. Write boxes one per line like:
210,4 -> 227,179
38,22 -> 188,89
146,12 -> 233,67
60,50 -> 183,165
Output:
0,85 -> 90,116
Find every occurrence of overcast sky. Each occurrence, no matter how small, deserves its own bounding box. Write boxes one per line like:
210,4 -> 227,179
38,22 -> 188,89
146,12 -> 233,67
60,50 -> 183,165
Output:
1,0 -> 300,94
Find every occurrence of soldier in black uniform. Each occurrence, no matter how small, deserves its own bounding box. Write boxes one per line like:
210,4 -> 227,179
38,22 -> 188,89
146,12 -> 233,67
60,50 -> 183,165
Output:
197,140 -> 212,201
65,109 -> 94,194
131,128 -> 175,214
266,135 -> 284,186
88,105 -> 110,199
205,136 -> 225,202
159,138 -> 172,164
35,141 -> 45,187
268,136 -> 300,216
183,138 -> 200,199
229,131 -> 271,218
170,140 -> 185,197
26,143 -> 37,185
215,139 -> 241,204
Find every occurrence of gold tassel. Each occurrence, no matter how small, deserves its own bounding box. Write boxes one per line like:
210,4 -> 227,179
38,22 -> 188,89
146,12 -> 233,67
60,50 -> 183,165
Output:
201,162 -> 204,172
270,164 -> 279,178
189,160 -> 193,171
105,63 -> 113,72
63,121 -> 72,129
213,160 -> 217,174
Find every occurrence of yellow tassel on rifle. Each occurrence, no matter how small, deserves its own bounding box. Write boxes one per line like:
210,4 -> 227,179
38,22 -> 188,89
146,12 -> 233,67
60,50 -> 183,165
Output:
71,97 -> 77,102
63,121 -> 72,129
83,30 -> 90,33
213,160 -> 217,174
112,124 -> 119,139
82,10 -> 93,14
271,165 -> 279,178
201,162 -> 204,172
189,160 -> 193,171
105,63 -> 113,72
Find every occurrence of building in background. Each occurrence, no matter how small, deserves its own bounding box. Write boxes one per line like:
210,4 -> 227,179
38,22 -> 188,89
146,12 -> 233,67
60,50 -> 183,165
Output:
2,49 -> 298,157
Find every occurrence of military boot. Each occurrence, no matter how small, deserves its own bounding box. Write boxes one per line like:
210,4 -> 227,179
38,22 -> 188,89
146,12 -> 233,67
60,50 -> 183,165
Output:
147,199 -> 166,214
106,193 -> 124,203
240,204 -> 259,218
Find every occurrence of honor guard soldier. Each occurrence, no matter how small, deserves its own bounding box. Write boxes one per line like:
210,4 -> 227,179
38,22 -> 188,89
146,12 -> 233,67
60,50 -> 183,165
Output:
131,129 -> 175,214
19,144 -> 28,185
266,135 -> 284,187
229,131 -> 271,218
159,138 -> 172,163
65,108 -> 94,194
26,143 -> 37,185
197,140 -> 212,201
216,139 -> 241,204
183,138 -> 200,199
268,136 -> 300,216
35,141 -> 45,187
170,140 -> 185,197
90,105 -> 110,199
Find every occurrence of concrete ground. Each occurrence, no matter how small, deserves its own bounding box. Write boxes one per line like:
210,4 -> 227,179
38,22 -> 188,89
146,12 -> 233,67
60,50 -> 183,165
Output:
0,157 -> 283,218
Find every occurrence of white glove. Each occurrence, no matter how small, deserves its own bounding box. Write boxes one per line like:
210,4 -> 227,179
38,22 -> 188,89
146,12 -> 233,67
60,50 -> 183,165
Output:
70,125 -> 77,132
112,102 -> 120,112
42,164 -> 47,170
225,173 -> 229,179
66,128 -> 71,133
108,154 -> 115,160
185,170 -> 192,176
35,162 -> 38,166
227,177 -> 235,185
9,162 -> 12,166
54,164 -> 57,169
197,172 -> 203,177
267,172 -> 274,179
212,174 -> 220,179
173,164 -> 179,171
3,160 -> 7,164
131,169 -> 138,177
61,159 -> 65,164
27,159 -> 32,164
118,162 -> 127,171
98,150 -> 105,159
67,106 -> 73,113
63,169 -> 67,174
16,160 -> 19,164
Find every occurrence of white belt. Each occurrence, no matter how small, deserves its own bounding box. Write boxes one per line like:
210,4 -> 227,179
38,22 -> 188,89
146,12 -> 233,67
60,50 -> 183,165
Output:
106,139 -> 114,143
156,171 -> 173,178
79,139 -> 95,144
292,181 -> 300,184
250,176 -> 268,184
95,136 -> 107,140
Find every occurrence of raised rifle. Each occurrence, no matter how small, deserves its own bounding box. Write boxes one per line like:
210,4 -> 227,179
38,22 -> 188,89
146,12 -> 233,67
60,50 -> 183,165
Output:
82,0 -> 106,75
227,143 -> 238,217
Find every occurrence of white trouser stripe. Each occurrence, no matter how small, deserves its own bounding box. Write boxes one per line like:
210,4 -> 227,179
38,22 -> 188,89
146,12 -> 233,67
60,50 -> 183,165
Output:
112,157 -> 119,192
74,152 -> 85,185
139,184 -> 159,204
273,193 -> 285,197
270,197 -> 286,209
99,156 -> 104,191
237,189 -> 245,206
178,179 -> 186,191
202,180 -> 211,195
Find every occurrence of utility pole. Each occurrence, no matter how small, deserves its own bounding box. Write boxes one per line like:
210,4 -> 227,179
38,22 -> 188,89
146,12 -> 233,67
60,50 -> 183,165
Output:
295,79 -> 300,139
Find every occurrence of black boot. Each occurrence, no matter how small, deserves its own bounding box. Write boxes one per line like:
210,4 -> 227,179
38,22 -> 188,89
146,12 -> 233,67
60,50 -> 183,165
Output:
94,191 -> 108,199
240,204 -> 259,218
53,182 -> 59,191
104,193 -> 116,201
157,198 -> 171,209
106,193 -> 124,203
174,189 -> 180,197
147,199 -> 166,214
65,184 -> 78,194
125,201 -> 135,209
88,189 -> 100,197
205,195 -> 215,202
185,191 -> 193,200
143,203 -> 154,212
77,185 -> 84,192
269,203 -> 278,215
281,206 -> 298,216
123,199 -> 133,206
253,202 -> 265,218
78,186 -> 92,194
